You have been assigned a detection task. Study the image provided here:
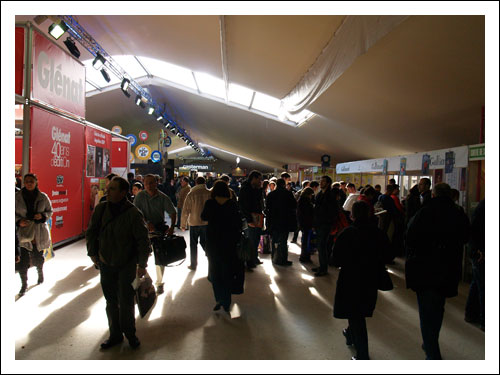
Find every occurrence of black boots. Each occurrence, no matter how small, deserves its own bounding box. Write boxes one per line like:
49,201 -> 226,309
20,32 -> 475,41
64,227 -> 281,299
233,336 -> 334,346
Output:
37,267 -> 44,284
19,273 -> 28,296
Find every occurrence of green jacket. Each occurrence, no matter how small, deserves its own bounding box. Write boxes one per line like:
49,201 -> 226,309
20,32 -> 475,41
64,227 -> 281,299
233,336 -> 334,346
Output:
86,200 -> 150,268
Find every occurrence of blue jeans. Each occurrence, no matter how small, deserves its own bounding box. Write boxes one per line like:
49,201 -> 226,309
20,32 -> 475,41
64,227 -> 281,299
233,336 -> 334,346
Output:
465,258 -> 485,325
271,230 -> 289,264
247,226 -> 262,266
189,225 -> 207,268
416,289 -> 445,360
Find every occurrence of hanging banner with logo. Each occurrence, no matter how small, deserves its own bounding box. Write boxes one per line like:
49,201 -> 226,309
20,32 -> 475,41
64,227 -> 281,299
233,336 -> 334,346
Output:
421,154 -> 431,175
135,144 -> 152,160
30,107 -> 84,244
445,151 -> 455,174
83,127 -> 112,230
151,150 -> 162,163
32,30 -> 86,118
126,134 -> 137,146
400,157 -> 407,176
139,130 -> 149,142
15,27 -> 25,96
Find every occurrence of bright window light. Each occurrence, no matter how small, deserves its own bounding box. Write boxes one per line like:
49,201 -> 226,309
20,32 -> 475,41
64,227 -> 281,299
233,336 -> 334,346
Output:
113,55 -> 148,78
140,57 -> 198,91
194,72 -> 226,99
251,92 -> 282,116
228,83 -> 254,107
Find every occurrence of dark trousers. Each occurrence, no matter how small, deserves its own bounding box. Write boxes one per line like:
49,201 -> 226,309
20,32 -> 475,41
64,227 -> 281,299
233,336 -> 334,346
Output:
416,289 -> 445,360
292,229 -> 299,242
271,230 -> 289,264
209,256 -> 233,309
189,225 -> 207,268
316,225 -> 331,272
99,260 -> 137,340
347,318 -> 369,359
18,246 -> 44,279
247,226 -> 262,266
300,229 -> 312,260
465,258 -> 485,325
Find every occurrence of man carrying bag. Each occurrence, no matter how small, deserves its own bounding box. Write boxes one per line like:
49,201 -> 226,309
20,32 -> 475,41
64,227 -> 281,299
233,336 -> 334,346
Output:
86,177 -> 151,350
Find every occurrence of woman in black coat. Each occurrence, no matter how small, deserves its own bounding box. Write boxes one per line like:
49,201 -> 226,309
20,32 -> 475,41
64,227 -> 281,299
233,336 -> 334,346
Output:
201,181 -> 243,313
331,201 -> 390,360
297,187 -> 315,263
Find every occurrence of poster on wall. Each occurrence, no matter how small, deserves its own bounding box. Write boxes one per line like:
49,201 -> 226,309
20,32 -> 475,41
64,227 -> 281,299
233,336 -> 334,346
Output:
84,127 -> 112,230
421,154 -> 431,175
86,145 -> 96,177
435,169 -> 443,184
30,107 -> 85,244
400,158 -> 407,176
445,151 -> 455,174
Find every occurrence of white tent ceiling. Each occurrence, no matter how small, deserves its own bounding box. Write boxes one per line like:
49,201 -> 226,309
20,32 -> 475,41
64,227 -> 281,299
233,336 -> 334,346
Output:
15,14 -> 485,171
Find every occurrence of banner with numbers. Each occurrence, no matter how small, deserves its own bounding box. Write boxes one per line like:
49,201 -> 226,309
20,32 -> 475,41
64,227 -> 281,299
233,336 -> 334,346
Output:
30,106 -> 85,244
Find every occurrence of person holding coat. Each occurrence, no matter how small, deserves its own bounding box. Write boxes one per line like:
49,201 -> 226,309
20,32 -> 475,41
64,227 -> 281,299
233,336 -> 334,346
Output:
201,180 -> 243,313
331,200 -> 391,360
15,173 -> 53,296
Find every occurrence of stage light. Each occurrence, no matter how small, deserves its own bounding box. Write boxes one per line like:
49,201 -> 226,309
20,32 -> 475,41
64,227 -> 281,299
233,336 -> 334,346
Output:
92,52 -> 106,70
121,79 -> 131,97
48,21 -> 68,40
156,114 -> 164,122
100,68 -> 111,83
135,95 -> 146,108
63,37 -> 80,58
147,106 -> 155,115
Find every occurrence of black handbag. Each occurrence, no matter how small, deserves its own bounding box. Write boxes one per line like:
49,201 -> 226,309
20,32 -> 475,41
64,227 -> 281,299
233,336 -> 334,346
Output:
378,266 -> 394,291
152,235 -> 187,266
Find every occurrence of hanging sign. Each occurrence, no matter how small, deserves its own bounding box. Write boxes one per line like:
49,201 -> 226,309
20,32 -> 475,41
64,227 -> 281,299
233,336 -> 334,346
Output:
139,131 -> 149,142
32,30 -> 85,118
126,134 -> 137,146
111,125 -> 122,134
421,154 -> 431,175
135,144 -> 152,160
400,157 -> 407,175
164,135 -> 172,147
445,151 -> 455,174
151,150 -> 162,163
130,152 -> 135,163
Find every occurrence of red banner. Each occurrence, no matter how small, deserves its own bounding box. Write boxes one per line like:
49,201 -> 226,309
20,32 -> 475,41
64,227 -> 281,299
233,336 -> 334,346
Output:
30,107 -> 85,244
32,30 -> 86,118
111,139 -> 129,168
83,127 -> 112,230
15,27 -> 25,96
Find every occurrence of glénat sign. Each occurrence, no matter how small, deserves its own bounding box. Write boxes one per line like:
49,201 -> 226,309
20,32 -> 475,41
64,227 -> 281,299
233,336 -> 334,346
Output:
32,30 -> 86,118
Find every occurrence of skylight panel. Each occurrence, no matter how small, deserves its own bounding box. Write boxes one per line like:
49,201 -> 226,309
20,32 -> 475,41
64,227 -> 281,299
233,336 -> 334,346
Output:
251,92 -> 282,116
194,72 -> 226,99
113,55 -> 148,79
228,83 -> 254,107
140,57 -> 197,90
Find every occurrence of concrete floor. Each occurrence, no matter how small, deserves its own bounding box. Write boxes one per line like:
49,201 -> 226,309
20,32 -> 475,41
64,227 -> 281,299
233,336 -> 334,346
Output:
12,231 -> 485,366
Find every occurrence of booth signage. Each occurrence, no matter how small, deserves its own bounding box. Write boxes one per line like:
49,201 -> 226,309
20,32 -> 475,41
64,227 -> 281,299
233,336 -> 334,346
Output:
139,131 -> 149,141
469,144 -> 485,161
135,144 -> 152,160
151,150 -> 162,163
30,107 -> 84,244
32,30 -> 86,118
111,125 -> 122,134
179,164 -> 213,172
164,136 -> 172,147
126,134 -> 137,146
15,27 -> 24,96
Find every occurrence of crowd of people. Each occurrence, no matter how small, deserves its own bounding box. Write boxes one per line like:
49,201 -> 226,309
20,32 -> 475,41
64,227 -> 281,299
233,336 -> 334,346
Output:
14,170 -> 485,359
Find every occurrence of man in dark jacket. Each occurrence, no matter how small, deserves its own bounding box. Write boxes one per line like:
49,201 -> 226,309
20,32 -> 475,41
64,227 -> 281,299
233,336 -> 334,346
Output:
265,178 -> 297,266
87,177 -> 151,350
312,175 -> 338,277
331,201 -> 391,360
238,170 -> 264,269
464,199 -> 485,330
405,183 -> 470,360
418,177 -> 432,206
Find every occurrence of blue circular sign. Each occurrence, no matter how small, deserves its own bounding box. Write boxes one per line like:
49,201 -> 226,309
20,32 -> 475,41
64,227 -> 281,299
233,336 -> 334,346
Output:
164,136 -> 172,148
151,150 -> 162,163
126,134 -> 137,146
